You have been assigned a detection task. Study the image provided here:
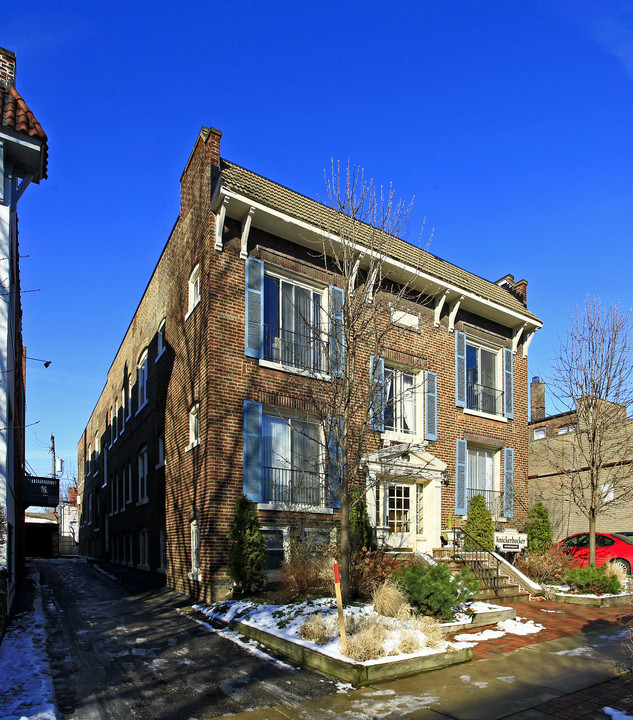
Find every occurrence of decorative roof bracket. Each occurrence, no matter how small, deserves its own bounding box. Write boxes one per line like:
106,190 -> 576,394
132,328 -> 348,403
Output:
512,322 -> 527,355
240,206 -> 256,260
522,329 -> 536,358
448,296 -> 463,333
434,289 -> 450,327
214,195 -> 230,252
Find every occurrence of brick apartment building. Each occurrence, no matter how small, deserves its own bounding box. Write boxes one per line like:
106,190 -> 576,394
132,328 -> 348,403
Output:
529,377 -> 633,541
78,126 -> 542,601
0,47 -> 48,616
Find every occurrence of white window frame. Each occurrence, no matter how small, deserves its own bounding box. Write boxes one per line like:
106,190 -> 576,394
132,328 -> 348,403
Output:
464,340 -> 505,420
260,270 -> 328,378
186,265 -> 201,319
156,318 -> 166,361
126,377 -> 132,420
533,427 -> 546,440
114,398 -> 119,439
382,365 -> 420,441
137,350 -> 148,413
187,404 -> 200,451
188,519 -> 201,580
466,445 -> 501,515
261,525 -> 289,576
137,448 -> 149,504
88,443 -> 93,476
121,387 -> 126,433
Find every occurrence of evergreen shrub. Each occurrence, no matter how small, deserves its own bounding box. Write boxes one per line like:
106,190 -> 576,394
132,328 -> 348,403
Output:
228,496 -> 267,596
525,503 -> 552,554
464,494 -> 494,551
564,564 -> 622,595
349,493 -> 375,552
394,560 -> 479,621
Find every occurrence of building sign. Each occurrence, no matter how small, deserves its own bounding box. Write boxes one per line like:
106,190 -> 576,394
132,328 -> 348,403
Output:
23,476 -> 60,507
494,530 -> 528,553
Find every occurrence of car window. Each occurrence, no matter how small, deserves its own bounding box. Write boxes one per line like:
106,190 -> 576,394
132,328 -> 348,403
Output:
596,535 -> 615,547
613,533 -> 633,544
564,534 -> 588,548
575,534 -> 589,548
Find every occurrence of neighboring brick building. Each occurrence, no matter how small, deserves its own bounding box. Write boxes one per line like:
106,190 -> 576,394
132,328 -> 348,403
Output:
529,378 -> 633,541
0,47 -> 48,616
78,126 -> 541,601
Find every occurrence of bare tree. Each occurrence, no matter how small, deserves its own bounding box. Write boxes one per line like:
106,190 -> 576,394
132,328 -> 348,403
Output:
548,296 -> 633,566
266,162 -> 432,601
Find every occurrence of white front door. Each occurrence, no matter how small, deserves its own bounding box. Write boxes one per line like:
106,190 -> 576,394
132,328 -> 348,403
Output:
385,483 -> 415,550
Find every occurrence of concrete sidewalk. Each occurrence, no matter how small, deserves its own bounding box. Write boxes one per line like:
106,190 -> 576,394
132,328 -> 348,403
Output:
210,624 -> 633,719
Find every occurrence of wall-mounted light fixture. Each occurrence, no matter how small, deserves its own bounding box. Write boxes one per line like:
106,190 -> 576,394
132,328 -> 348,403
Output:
26,356 -> 51,368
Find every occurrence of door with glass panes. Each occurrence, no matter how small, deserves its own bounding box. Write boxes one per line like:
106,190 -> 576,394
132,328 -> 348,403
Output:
384,483 -> 415,549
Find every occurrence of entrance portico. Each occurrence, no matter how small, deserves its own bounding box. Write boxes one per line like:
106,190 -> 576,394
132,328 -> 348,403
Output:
364,442 -> 447,554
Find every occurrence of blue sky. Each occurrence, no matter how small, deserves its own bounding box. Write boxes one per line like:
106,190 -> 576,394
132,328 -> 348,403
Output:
5,0 -> 633,478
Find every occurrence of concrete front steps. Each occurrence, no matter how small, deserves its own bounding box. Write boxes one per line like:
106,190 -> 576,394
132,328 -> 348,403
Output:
433,548 -> 531,605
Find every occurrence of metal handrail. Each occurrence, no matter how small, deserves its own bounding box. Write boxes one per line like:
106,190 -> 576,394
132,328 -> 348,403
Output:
263,324 -> 326,373
451,527 -> 501,593
261,466 -> 325,507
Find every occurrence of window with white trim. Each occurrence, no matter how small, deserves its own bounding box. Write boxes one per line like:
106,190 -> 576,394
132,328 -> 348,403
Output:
137,351 -> 148,410
384,367 -> 416,435
127,377 -> 132,419
466,343 -> 500,415
114,398 -> 119,438
138,448 -> 148,502
262,273 -> 325,373
533,427 -> 546,440
88,443 -> 93,475
261,527 -> 286,571
157,319 -> 166,358
188,265 -> 200,316
189,519 -> 200,578
188,404 -> 200,449
121,388 -> 126,433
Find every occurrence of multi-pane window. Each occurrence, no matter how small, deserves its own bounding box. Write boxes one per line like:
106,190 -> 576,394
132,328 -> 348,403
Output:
127,377 -> 133,419
188,265 -> 200,315
261,414 -> 322,505
114,399 -> 119,438
189,404 -> 200,447
137,351 -> 148,409
121,388 -> 126,433
387,485 -> 410,533
466,343 -> 499,415
138,448 -> 148,501
263,275 -> 324,372
533,427 -> 546,440
261,528 -> 285,571
384,368 -> 416,434
88,444 -> 93,475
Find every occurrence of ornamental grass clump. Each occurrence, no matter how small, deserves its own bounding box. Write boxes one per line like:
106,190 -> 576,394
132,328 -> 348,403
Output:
345,623 -> 388,662
373,581 -> 409,617
564,564 -> 622,595
394,560 -> 479,621
299,614 -> 329,645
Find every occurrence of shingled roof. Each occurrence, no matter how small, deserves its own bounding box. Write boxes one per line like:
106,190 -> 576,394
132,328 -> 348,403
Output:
1,86 -> 48,179
220,159 -> 540,324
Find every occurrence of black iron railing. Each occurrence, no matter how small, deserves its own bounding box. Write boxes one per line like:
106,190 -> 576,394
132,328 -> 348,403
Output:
467,381 -> 503,416
450,527 -> 501,594
262,466 -> 325,507
263,324 -> 326,373
466,487 -> 505,516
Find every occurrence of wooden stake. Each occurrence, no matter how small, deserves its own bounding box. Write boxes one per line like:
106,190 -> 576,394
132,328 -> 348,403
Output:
333,562 -> 347,654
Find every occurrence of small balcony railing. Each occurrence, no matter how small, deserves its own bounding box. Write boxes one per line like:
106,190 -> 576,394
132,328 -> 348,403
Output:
262,466 -> 325,507
467,381 -> 504,416
263,324 -> 327,373
466,487 -> 506,517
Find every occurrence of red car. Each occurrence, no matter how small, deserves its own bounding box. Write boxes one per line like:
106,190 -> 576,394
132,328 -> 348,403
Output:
557,532 -> 633,575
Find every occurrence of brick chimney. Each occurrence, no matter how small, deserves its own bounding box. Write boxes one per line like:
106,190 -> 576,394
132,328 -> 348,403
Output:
515,279 -> 528,305
0,47 -> 16,89
531,376 -> 546,421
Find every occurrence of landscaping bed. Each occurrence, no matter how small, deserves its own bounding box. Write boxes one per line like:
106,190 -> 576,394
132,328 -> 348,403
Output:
552,591 -> 633,607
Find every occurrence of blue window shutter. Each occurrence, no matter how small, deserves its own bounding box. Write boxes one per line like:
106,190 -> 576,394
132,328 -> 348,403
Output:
455,439 -> 467,515
329,286 -> 345,378
504,447 -> 514,518
504,348 -> 514,419
370,356 -> 385,431
328,417 -> 342,508
245,258 -> 264,358
455,331 -> 466,408
243,401 -> 262,502
425,371 -> 437,441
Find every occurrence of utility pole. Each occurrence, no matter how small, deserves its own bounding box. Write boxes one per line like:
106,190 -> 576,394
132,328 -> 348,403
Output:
51,433 -> 56,480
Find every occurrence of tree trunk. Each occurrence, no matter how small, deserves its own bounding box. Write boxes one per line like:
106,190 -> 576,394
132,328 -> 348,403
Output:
340,493 -> 350,603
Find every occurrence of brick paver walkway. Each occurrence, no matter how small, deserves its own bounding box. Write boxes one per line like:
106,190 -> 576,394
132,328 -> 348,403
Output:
446,598 -> 633,718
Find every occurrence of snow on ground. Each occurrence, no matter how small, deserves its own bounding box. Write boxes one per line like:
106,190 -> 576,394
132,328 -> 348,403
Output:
604,709 -> 633,720
0,570 -> 57,720
196,598 -> 544,663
